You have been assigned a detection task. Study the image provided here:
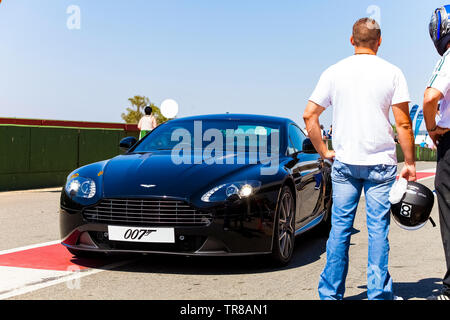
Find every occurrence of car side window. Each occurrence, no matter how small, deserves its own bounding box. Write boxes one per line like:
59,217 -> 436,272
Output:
288,124 -> 306,154
287,129 -> 296,155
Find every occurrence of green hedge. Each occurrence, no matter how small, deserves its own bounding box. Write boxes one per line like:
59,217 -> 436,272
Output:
0,126 -> 138,191
396,144 -> 437,162
327,140 -> 436,162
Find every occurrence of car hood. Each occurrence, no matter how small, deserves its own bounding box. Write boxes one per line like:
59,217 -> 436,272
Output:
101,152 -> 256,199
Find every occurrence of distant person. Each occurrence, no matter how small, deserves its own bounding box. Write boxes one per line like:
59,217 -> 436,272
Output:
320,125 -> 327,141
327,125 -> 333,139
303,17 -> 416,300
420,139 -> 427,148
138,106 -> 158,140
423,5 -> 450,300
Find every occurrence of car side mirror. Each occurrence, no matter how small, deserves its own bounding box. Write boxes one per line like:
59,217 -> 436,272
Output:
120,137 -> 137,152
302,138 -> 318,154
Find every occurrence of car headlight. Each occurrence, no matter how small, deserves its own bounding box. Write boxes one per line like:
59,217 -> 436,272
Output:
201,181 -> 261,203
65,176 -> 96,199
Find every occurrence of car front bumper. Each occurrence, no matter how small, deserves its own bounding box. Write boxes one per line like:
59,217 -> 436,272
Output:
60,193 -> 278,256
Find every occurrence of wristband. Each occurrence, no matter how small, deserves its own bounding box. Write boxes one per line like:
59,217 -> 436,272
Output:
428,125 -> 438,133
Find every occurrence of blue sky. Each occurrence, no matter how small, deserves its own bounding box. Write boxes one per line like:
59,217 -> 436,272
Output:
0,0 -> 446,128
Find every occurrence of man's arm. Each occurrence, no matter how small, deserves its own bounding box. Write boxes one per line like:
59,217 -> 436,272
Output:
392,102 -> 416,181
303,101 -> 335,160
423,87 -> 449,145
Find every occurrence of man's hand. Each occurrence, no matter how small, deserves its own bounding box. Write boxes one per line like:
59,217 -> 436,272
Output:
303,101 -> 330,159
429,126 -> 450,146
399,162 -> 417,182
423,87 -> 445,146
322,150 -> 336,160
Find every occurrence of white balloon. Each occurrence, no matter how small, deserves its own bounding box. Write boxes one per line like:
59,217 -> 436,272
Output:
160,99 -> 179,119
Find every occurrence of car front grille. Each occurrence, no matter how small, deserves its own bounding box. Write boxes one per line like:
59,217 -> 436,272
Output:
83,199 -> 212,227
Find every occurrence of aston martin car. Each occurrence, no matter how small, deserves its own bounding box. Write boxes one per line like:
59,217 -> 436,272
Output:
60,114 -> 332,265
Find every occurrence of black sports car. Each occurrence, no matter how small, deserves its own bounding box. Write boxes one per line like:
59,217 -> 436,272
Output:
60,114 -> 332,265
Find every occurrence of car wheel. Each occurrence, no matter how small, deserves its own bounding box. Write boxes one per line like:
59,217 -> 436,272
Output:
271,186 -> 295,266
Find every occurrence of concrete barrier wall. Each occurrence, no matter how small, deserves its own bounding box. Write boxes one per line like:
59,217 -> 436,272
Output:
0,125 -> 138,191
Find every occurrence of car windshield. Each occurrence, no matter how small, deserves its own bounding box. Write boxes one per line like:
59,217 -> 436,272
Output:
132,120 -> 282,154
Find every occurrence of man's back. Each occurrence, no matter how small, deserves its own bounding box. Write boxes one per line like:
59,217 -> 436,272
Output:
310,54 -> 410,166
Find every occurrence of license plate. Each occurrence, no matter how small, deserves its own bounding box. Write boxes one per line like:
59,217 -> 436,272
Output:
108,226 -> 175,243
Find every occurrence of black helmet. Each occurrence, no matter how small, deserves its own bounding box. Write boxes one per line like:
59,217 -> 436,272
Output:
430,5 -> 450,56
390,181 -> 435,231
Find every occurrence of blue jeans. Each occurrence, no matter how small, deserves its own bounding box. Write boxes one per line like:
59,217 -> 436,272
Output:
318,160 -> 397,300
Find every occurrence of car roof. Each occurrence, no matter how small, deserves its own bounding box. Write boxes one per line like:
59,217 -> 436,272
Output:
168,114 -> 294,125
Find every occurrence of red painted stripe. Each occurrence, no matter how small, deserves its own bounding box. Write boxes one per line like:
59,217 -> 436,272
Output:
0,244 -> 115,271
416,172 -> 436,180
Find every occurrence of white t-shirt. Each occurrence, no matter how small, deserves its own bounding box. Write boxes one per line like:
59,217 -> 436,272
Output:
309,54 -> 410,166
138,115 -> 157,131
427,49 -> 450,129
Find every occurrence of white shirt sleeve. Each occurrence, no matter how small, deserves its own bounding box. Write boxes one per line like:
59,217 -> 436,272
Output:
392,69 -> 411,105
309,67 -> 333,109
428,56 -> 450,96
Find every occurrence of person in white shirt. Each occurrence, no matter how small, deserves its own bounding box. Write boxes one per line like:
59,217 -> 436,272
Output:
303,17 -> 416,300
423,5 -> 450,301
138,106 -> 158,140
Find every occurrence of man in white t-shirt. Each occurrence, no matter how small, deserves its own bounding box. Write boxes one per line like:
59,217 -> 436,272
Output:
303,18 -> 416,300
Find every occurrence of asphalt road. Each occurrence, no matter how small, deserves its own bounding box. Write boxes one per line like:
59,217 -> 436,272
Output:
0,162 -> 446,300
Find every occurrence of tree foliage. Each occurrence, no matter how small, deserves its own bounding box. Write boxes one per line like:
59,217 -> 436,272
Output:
121,95 -> 169,125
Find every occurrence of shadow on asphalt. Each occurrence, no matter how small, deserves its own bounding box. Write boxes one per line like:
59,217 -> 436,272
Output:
344,278 -> 442,300
101,229 -> 329,276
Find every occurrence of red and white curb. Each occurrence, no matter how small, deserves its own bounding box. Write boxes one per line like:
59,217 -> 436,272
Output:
0,241 -> 134,300
411,168 -> 436,182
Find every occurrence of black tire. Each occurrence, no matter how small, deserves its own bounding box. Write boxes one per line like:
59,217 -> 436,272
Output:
67,248 -> 103,259
270,186 -> 296,266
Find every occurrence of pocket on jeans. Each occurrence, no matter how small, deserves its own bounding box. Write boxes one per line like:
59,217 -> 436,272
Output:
369,164 -> 397,183
331,160 -> 349,182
